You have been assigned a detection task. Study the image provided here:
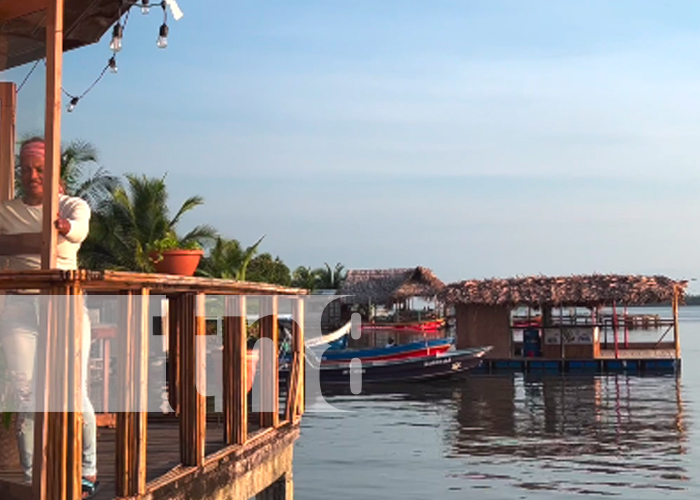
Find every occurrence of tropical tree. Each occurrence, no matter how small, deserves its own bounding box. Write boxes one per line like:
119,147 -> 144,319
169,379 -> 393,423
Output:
316,262 -> 347,289
246,253 -> 292,286
291,266 -> 320,291
15,137 -> 120,208
198,235 -> 265,281
79,173 -> 217,271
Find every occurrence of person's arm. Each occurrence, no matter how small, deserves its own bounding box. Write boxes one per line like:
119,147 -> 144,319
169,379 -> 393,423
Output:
0,233 -> 43,255
57,197 -> 91,244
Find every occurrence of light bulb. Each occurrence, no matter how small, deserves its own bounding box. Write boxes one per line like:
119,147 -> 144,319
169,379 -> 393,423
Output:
108,57 -> 118,74
141,0 -> 149,14
67,97 -> 79,113
157,24 -> 168,48
109,23 -> 123,53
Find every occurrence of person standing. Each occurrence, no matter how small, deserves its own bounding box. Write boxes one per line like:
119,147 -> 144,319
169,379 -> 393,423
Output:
0,137 -> 98,497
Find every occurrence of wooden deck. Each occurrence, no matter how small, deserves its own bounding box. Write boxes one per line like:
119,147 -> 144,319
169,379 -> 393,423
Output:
0,271 -> 306,500
0,414 -> 290,500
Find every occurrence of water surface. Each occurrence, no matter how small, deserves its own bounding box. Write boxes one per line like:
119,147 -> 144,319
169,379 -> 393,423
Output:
293,306 -> 700,499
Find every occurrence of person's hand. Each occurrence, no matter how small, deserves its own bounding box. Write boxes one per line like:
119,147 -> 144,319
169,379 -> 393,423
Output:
54,215 -> 71,235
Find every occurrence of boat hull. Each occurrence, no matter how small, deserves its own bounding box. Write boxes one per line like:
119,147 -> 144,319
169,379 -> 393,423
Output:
280,347 -> 491,390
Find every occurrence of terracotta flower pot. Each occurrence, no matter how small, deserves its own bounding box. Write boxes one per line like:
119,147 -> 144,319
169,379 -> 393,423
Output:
150,249 -> 204,276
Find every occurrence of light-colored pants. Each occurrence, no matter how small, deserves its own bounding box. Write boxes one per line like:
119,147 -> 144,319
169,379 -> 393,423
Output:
0,294 -> 97,482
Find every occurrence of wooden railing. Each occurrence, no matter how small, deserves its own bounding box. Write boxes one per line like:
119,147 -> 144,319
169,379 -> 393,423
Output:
0,270 -> 307,500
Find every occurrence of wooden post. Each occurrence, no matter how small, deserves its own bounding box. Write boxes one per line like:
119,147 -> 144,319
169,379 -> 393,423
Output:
67,289 -> 84,500
42,0 -> 63,270
291,297 -> 305,420
259,295 -> 279,428
179,293 -> 206,466
116,290 -> 150,497
612,302 -> 619,359
223,295 -> 247,445
167,295 -> 181,415
673,286 -> 680,360
32,286 -> 83,500
623,306 -> 629,349
0,81 -> 16,202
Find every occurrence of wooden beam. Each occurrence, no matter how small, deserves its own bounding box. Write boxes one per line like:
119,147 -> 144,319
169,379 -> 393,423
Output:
673,286 -> 680,360
167,295 -> 181,415
116,289 -> 150,497
32,286 -> 83,500
67,288 -> 84,500
0,81 -> 16,202
285,298 -> 304,422
42,0 -> 62,270
259,296 -> 278,428
293,298 -> 304,419
223,295 -> 247,445
179,292 -> 206,466
0,0 -> 46,22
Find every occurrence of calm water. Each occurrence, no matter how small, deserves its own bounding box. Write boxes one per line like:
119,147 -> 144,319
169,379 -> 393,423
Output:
293,306 -> 700,499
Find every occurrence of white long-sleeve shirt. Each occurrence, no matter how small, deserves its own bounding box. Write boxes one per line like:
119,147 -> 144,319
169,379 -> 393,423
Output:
0,195 -> 91,270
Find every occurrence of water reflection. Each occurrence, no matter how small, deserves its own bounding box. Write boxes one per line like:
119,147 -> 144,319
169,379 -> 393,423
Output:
445,374 -> 690,495
298,373 -> 693,499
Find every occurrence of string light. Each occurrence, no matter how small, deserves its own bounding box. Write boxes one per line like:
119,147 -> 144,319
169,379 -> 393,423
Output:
109,23 -> 124,52
67,97 -> 79,113
157,24 -> 169,49
157,1 -> 169,48
17,1 -> 180,112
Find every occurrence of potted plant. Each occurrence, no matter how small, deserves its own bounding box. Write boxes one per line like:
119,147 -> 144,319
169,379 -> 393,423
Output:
148,234 -> 205,277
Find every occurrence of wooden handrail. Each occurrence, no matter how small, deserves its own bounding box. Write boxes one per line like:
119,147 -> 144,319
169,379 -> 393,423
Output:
0,270 -> 306,500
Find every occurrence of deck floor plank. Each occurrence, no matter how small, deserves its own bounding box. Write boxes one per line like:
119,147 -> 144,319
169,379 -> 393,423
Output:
0,415 -> 263,500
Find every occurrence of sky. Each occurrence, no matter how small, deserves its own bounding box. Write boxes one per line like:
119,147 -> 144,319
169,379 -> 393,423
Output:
3,0 -> 700,291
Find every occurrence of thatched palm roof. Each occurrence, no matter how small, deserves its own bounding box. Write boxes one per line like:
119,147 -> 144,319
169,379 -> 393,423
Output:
1,1 -> 131,71
339,267 -> 445,307
440,274 -> 687,307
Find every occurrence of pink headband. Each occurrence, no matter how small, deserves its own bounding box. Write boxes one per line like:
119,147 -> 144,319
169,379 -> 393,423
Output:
20,141 -> 45,160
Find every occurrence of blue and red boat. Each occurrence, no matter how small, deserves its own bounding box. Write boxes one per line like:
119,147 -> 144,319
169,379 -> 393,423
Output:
320,337 -> 455,364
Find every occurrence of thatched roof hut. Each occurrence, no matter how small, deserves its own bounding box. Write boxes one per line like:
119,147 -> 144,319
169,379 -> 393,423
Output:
440,274 -> 687,308
339,267 -> 445,307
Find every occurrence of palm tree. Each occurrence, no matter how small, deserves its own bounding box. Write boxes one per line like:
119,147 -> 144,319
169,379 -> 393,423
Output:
198,235 -> 265,281
79,173 -> 217,271
316,262 -> 347,289
246,253 -> 292,286
292,266 -> 321,291
15,137 -> 120,208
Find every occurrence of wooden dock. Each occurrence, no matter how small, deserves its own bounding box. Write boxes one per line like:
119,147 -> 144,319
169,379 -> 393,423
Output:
475,349 -> 679,374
